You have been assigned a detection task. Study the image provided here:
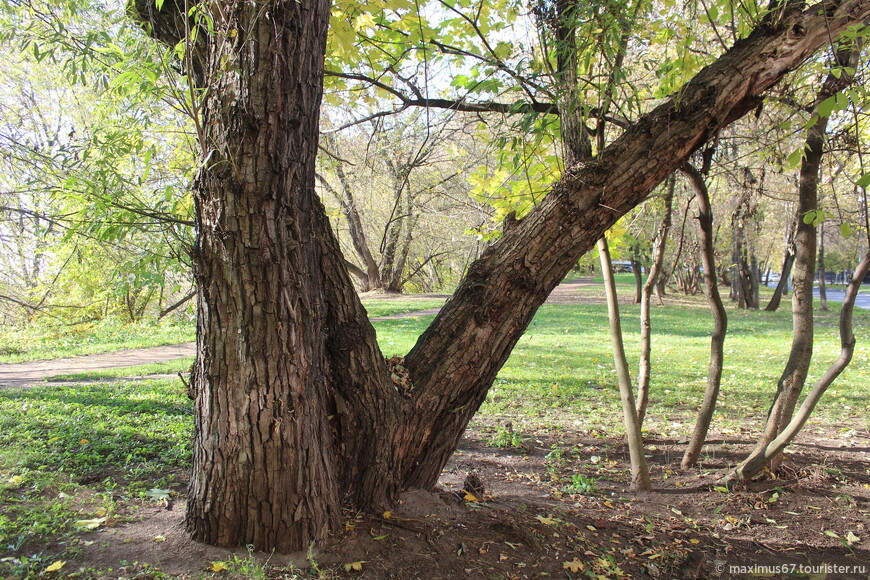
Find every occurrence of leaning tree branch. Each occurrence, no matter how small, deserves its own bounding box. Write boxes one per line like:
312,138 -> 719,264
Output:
398,0 -> 870,490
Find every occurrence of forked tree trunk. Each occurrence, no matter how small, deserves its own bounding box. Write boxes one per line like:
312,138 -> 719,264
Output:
131,0 -> 870,550
730,253 -> 870,481
598,237 -> 651,491
737,44 -> 859,477
636,175 -> 675,424
680,162 -> 728,469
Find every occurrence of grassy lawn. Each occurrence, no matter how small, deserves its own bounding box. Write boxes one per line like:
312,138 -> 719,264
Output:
0,320 -> 195,365
0,298 -> 446,364
1,282 -> 868,576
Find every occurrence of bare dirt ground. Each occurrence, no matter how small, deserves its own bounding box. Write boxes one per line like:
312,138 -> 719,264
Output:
71,422 -> 870,579
4,279 -> 870,578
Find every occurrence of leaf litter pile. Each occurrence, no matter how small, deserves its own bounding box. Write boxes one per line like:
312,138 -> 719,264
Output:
65,419 -> 869,579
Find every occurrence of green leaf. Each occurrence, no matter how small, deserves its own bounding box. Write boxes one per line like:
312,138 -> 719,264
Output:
786,148 -> 805,167
856,173 -> 870,188
817,95 -> 837,118
840,222 -> 852,239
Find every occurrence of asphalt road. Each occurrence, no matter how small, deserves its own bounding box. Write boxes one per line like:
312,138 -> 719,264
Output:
813,287 -> 870,310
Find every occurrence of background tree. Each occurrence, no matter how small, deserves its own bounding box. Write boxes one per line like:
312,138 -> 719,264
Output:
0,1 -> 195,324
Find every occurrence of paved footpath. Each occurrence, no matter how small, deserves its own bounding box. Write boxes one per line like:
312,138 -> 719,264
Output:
0,279 -> 596,389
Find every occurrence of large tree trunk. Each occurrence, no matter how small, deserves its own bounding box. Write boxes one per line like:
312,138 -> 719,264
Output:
152,0 -> 403,550
680,162 -> 728,469
132,0 -> 870,551
735,44 -> 859,478
183,0 -> 344,549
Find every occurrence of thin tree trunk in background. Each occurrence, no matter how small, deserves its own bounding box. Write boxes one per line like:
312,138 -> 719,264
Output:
736,44 -> 859,478
732,253 -> 869,481
661,192 -> 695,297
818,223 -> 828,311
680,162 -> 728,469
316,169 -> 382,291
636,174 -> 675,424
764,242 -> 794,311
598,237 -> 652,491
631,257 -> 643,304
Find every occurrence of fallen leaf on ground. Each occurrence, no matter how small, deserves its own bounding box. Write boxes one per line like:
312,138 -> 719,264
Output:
344,561 -> 366,572
74,516 -> 107,530
43,561 -> 65,573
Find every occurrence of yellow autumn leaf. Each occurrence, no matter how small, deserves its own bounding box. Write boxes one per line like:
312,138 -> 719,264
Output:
153,535 -> 167,542
382,510 -> 392,518
846,531 -> 860,546
689,538 -> 700,544
209,561 -> 229,572
43,561 -> 66,573
7,475 -> 23,485
343,560 -> 366,572
353,13 -> 376,31
80,439 -> 89,445
463,491 -> 478,502
535,515 -> 558,526
563,558 -> 585,572
74,516 -> 107,530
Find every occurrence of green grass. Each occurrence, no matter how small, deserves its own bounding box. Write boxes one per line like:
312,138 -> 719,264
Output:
476,278 -> 870,436
0,319 -> 194,365
0,379 -> 191,576
0,298 -> 445,365
1,284 -> 868,574
360,297 -> 446,318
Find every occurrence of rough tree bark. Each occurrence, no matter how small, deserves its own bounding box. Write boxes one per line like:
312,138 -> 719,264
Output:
131,0 -> 870,550
735,43 -> 860,478
680,160 -> 729,469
